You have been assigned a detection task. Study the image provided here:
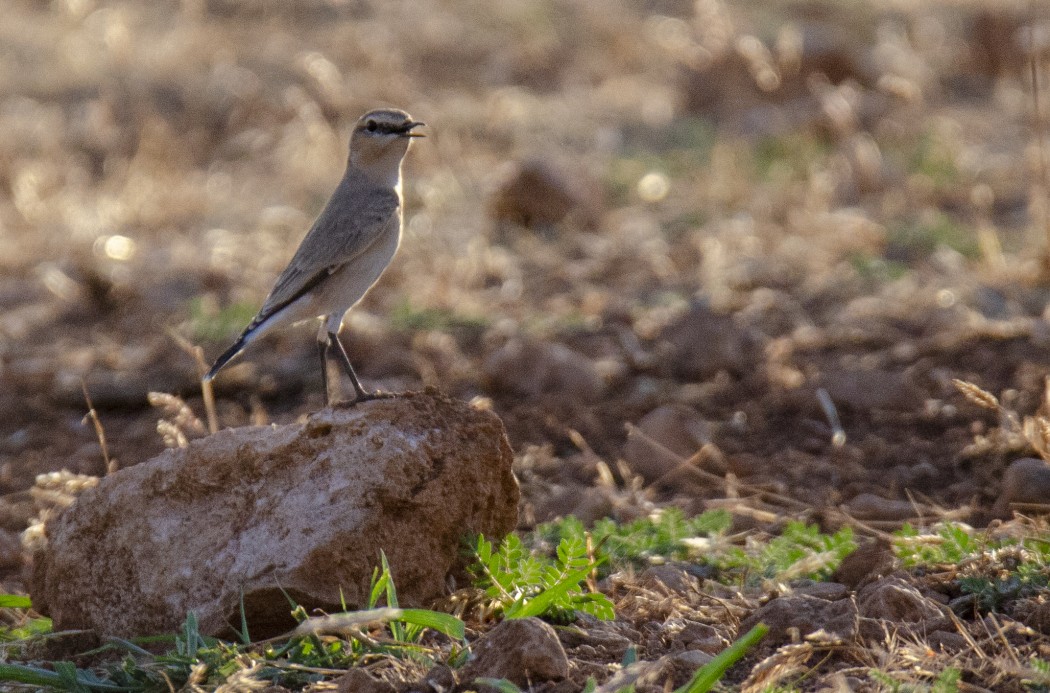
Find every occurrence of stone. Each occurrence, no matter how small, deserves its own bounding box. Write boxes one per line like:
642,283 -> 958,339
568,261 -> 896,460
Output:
857,577 -> 948,630
845,493 -> 919,522
657,302 -> 759,381
817,369 -> 922,412
29,391 -> 519,638
830,539 -> 896,590
336,668 -> 395,693
594,657 -> 675,693
637,564 -> 700,596
993,457 -> 1050,518
623,405 -> 712,483
790,582 -> 850,601
483,337 -> 606,402
460,618 -> 570,688
738,594 -> 859,646
488,160 -> 599,232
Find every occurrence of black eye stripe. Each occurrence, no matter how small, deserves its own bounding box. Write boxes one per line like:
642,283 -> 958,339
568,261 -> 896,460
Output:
361,120 -> 416,135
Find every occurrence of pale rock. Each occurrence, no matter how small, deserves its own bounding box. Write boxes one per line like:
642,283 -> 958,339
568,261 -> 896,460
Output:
460,617 -> 570,688
993,457 -> 1050,518
30,391 -> 518,638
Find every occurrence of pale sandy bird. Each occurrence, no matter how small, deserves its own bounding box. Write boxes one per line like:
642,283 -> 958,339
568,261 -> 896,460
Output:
204,108 -> 425,404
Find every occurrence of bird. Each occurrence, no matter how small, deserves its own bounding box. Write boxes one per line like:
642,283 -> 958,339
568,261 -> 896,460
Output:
203,108 -> 425,405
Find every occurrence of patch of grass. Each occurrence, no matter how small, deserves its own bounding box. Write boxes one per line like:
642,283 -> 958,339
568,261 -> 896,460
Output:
535,510 -> 855,585
470,533 -> 615,622
476,623 -> 768,693
909,131 -> 960,187
894,523 -> 1050,613
849,253 -> 909,281
184,296 -> 258,343
869,665 -> 961,692
714,521 -> 856,583
754,133 -> 833,182
0,562 -> 466,692
888,213 -> 980,261
388,299 -> 489,332
534,508 -> 732,576
894,523 -> 984,568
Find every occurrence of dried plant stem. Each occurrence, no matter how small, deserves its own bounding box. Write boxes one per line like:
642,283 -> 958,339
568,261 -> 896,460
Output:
81,380 -> 117,474
1031,57 -> 1050,272
168,328 -> 219,434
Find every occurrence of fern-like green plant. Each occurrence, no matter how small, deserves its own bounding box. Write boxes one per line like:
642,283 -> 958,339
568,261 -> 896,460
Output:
471,534 -> 614,622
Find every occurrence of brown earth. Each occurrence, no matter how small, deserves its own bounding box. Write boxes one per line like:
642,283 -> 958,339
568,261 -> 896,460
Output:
3,0 -> 1050,689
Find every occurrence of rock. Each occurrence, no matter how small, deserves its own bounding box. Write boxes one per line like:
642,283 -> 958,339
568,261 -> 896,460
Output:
657,302 -> 758,381
638,564 -> 700,596
993,458 -> 1050,518
830,539 -> 896,590
556,617 -> 636,661
669,650 -> 716,685
30,391 -> 519,638
418,664 -> 455,693
927,630 -> 969,653
817,369 -> 923,412
738,594 -> 859,646
460,618 -> 570,688
483,337 -> 607,403
790,582 -> 850,601
488,160 -> 599,233
845,493 -> 919,522
664,618 -> 728,655
623,405 -> 712,482
336,668 -> 395,693
857,577 -> 948,629
594,657 -> 675,693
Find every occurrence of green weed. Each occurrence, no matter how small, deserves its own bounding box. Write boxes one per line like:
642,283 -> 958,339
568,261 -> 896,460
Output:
388,299 -> 488,332
0,563 -> 466,692
470,533 -> 615,622
869,665 -> 961,693
534,508 -> 732,576
536,511 -> 854,585
184,296 -> 258,343
888,214 -> 979,261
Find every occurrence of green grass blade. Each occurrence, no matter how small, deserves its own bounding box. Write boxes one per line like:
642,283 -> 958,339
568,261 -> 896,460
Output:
237,590 -> 251,645
0,595 -> 32,609
0,662 -> 132,691
674,623 -> 768,693
506,564 -> 593,619
293,608 -> 465,640
0,662 -> 66,687
472,678 -> 524,692
396,609 -> 465,639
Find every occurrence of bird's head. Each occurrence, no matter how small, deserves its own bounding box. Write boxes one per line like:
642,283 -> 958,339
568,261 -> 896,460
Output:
348,109 -> 425,180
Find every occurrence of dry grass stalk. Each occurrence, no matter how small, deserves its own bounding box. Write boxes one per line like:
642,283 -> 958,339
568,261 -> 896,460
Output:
168,328 -> 219,434
741,642 -> 815,692
149,391 -> 207,448
80,380 -> 117,474
952,379 -> 1000,411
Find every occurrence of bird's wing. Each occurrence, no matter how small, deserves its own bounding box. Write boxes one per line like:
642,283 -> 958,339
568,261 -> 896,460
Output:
249,179 -> 401,328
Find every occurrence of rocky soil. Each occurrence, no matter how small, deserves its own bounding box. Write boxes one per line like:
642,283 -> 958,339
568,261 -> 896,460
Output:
3,0 -> 1050,689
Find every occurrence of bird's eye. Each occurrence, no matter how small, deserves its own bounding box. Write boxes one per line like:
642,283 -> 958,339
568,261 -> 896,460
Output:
366,120 -> 378,132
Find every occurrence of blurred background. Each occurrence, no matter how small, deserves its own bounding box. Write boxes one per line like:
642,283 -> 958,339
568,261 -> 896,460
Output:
2,0 -> 1050,539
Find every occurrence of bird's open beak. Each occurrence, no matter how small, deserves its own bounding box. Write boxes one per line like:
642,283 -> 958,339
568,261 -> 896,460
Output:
403,122 -> 427,137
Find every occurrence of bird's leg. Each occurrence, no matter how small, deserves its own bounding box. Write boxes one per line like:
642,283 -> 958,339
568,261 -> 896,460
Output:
328,330 -> 374,402
317,330 -> 332,406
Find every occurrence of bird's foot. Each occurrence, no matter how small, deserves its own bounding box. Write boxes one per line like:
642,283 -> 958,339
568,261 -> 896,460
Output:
332,390 -> 397,408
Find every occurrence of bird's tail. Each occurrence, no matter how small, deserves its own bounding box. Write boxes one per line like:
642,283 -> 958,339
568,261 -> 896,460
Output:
203,330 -> 251,382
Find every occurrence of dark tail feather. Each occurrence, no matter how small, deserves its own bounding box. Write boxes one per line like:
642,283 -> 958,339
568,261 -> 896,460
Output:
204,331 -> 251,382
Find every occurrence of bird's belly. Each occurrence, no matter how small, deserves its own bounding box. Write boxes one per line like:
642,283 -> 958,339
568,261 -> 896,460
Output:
315,224 -> 401,318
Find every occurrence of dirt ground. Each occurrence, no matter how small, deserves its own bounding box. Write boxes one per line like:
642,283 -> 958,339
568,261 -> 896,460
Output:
4,0 -> 1050,689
